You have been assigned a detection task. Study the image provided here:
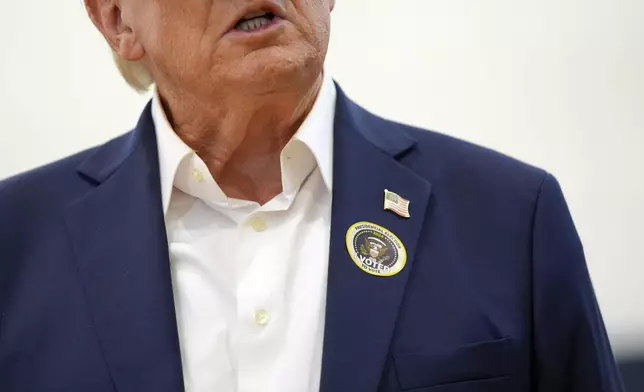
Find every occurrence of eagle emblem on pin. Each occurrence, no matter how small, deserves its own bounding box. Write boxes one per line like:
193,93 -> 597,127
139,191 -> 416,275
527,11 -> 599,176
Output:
346,221 -> 407,277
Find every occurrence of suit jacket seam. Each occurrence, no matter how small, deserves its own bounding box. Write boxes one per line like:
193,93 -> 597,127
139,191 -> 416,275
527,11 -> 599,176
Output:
528,169 -> 550,390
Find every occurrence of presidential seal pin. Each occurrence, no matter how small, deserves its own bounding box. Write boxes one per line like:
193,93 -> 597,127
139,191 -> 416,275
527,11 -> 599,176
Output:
346,221 -> 407,277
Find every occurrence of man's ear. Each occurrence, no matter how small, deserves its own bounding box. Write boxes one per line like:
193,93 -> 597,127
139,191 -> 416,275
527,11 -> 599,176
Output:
84,0 -> 144,61
330,0 -> 335,12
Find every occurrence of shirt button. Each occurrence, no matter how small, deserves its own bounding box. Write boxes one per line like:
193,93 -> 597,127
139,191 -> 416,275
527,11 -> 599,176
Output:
191,168 -> 204,182
248,216 -> 267,232
254,309 -> 270,326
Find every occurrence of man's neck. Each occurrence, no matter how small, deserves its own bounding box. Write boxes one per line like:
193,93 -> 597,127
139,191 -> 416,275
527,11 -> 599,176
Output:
156,73 -> 324,205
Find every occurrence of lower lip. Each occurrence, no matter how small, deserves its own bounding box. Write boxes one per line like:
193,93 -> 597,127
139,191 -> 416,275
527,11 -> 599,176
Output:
227,16 -> 284,37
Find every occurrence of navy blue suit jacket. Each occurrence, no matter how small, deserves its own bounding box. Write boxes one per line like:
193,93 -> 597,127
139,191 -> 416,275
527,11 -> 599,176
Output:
0,87 -> 624,391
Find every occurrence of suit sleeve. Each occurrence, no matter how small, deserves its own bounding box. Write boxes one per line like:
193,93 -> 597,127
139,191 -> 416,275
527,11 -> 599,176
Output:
532,173 -> 624,391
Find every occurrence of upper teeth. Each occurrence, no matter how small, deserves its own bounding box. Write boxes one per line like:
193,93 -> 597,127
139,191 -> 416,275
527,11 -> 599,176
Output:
244,10 -> 269,19
237,16 -> 271,31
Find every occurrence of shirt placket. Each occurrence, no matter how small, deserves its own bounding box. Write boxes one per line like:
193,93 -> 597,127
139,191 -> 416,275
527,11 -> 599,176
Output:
235,212 -> 287,392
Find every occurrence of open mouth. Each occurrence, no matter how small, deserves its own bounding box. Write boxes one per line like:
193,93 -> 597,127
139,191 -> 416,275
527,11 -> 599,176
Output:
234,11 -> 278,32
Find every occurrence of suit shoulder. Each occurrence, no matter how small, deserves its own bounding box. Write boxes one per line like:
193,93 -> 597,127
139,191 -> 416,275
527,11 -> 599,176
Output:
387,119 -> 548,191
0,132 -> 131,215
0,150 -> 91,213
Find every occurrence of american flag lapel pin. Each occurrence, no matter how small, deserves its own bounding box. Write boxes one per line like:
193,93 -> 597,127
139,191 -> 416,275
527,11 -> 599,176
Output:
384,189 -> 411,218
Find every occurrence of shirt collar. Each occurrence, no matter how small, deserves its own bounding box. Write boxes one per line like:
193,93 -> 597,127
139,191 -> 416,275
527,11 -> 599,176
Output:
291,70 -> 336,192
152,71 -> 336,216
151,91 -> 192,216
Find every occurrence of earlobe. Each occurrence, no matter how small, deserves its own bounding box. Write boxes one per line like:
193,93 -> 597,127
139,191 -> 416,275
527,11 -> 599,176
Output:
84,0 -> 144,61
330,0 -> 335,12
118,34 -> 145,62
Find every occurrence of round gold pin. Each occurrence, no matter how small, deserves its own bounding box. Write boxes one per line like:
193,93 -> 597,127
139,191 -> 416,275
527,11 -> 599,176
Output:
345,221 -> 407,277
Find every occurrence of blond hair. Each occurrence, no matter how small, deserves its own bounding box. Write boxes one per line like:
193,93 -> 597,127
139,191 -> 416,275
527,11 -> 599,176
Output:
111,50 -> 154,93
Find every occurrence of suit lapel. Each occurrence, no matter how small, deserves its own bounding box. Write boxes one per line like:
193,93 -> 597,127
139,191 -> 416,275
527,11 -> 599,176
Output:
65,104 -> 184,392
320,89 -> 433,392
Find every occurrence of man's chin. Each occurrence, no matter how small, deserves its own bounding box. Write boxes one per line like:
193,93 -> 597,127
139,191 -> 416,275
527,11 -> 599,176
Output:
223,49 -> 321,91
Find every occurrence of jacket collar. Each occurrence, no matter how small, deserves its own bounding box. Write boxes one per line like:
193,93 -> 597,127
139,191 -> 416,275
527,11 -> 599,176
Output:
76,101 -> 153,184
333,84 -> 417,159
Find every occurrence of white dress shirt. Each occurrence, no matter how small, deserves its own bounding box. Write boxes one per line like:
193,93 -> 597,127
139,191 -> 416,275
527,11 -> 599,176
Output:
151,72 -> 336,392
